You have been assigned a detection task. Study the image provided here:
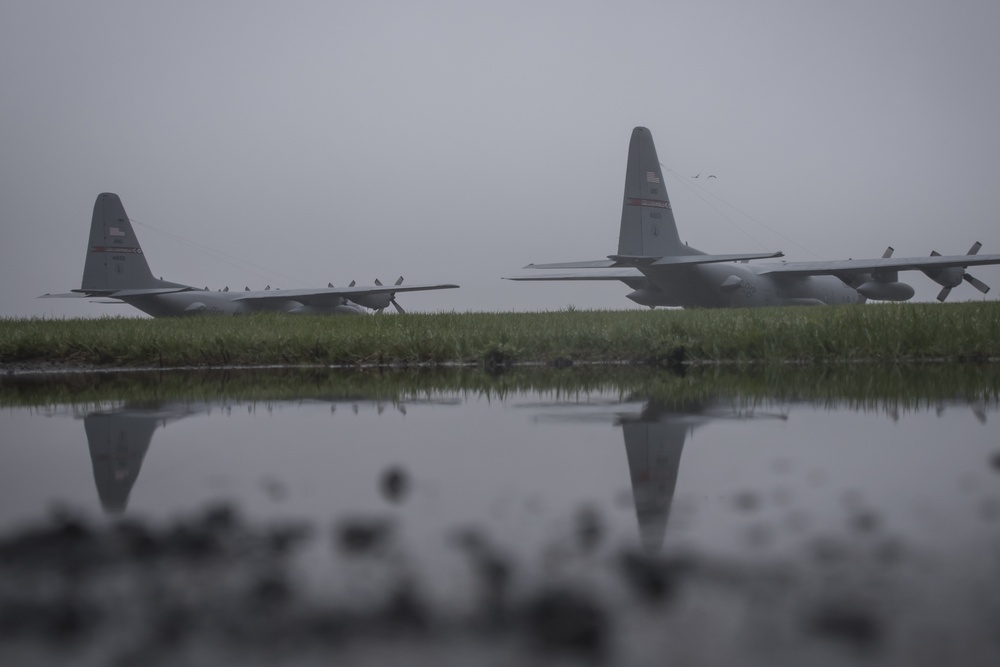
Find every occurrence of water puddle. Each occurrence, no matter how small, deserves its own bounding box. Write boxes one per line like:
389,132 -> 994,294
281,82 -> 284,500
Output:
1,365 -> 998,665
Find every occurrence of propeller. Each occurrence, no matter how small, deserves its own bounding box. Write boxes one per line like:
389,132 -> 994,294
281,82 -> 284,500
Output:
372,277 -> 406,314
343,278 -> 407,313
389,276 -> 406,314
931,242 -> 991,301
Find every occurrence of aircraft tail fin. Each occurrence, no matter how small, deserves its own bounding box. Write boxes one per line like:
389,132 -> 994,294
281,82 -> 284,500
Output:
617,127 -> 690,258
81,193 -> 178,292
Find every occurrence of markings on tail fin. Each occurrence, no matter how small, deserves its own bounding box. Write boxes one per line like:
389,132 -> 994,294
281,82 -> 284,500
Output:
626,198 -> 671,209
90,246 -> 143,254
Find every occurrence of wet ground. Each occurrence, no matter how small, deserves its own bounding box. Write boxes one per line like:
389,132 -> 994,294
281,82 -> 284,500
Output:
1,368 -> 999,665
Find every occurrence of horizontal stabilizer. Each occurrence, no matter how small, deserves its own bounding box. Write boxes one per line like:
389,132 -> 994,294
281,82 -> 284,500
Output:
523,259 -> 617,270
42,287 -> 194,300
504,268 -> 645,281
105,287 -> 195,298
647,251 -> 783,266
44,287 -> 191,299
39,292 -> 92,299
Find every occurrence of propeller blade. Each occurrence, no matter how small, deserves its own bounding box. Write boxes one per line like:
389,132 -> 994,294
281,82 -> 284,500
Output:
968,241 -> 982,256
328,282 -> 334,288
882,246 -> 894,258
937,286 -> 952,302
391,299 -> 405,314
964,273 -> 990,294
395,276 -> 404,286
930,250 -> 940,257
374,278 -> 383,286
349,280 -> 356,287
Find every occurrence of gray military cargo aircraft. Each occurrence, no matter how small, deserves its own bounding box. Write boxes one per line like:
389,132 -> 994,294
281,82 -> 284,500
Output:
506,127 -> 1000,307
42,193 -> 458,316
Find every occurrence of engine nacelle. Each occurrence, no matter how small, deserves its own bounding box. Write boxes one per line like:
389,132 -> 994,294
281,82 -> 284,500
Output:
287,303 -> 367,315
333,304 -> 368,315
349,294 -> 393,310
922,266 -> 964,289
856,281 -> 915,301
626,289 -> 672,308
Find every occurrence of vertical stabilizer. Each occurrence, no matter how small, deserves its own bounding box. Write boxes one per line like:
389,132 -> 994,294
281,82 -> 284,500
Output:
617,127 -> 687,257
82,193 -> 163,291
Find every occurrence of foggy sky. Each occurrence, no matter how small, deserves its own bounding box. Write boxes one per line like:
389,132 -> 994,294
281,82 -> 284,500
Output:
3,0 -> 999,318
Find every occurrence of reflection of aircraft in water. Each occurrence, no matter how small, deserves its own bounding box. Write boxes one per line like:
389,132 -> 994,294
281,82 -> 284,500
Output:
85,404 -> 205,513
529,398 -> 786,554
618,403 -> 688,556
552,396 -> 991,554
81,398 -> 450,514
616,400 -> 786,554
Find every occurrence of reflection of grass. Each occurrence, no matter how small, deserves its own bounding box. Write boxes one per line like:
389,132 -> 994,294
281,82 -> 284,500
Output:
2,302 -> 999,368
2,363 -> 998,411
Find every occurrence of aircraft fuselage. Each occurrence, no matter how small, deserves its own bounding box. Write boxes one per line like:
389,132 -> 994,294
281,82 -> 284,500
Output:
121,290 -> 367,317
638,263 -> 865,308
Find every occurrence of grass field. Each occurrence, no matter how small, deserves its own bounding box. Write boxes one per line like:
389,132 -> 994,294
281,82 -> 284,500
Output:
1,302 -> 999,369
3,362 -> 998,411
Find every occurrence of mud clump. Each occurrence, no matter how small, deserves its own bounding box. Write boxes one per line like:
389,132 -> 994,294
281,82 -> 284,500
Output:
618,551 -> 693,605
807,604 -> 883,652
380,466 -> 410,504
336,518 -> 394,556
521,588 -> 608,657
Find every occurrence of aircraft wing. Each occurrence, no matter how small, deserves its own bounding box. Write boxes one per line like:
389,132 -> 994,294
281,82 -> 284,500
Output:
756,253 -> 1000,276
524,251 -> 782,270
504,268 -> 645,281
233,283 -> 458,305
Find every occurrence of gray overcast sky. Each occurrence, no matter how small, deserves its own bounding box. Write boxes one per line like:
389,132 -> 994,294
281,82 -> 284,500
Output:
3,0 -> 999,317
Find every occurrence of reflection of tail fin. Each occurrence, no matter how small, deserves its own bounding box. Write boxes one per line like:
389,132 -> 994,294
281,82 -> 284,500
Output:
81,193 -> 165,291
617,127 -> 686,258
84,413 -> 156,514
621,418 -> 687,555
